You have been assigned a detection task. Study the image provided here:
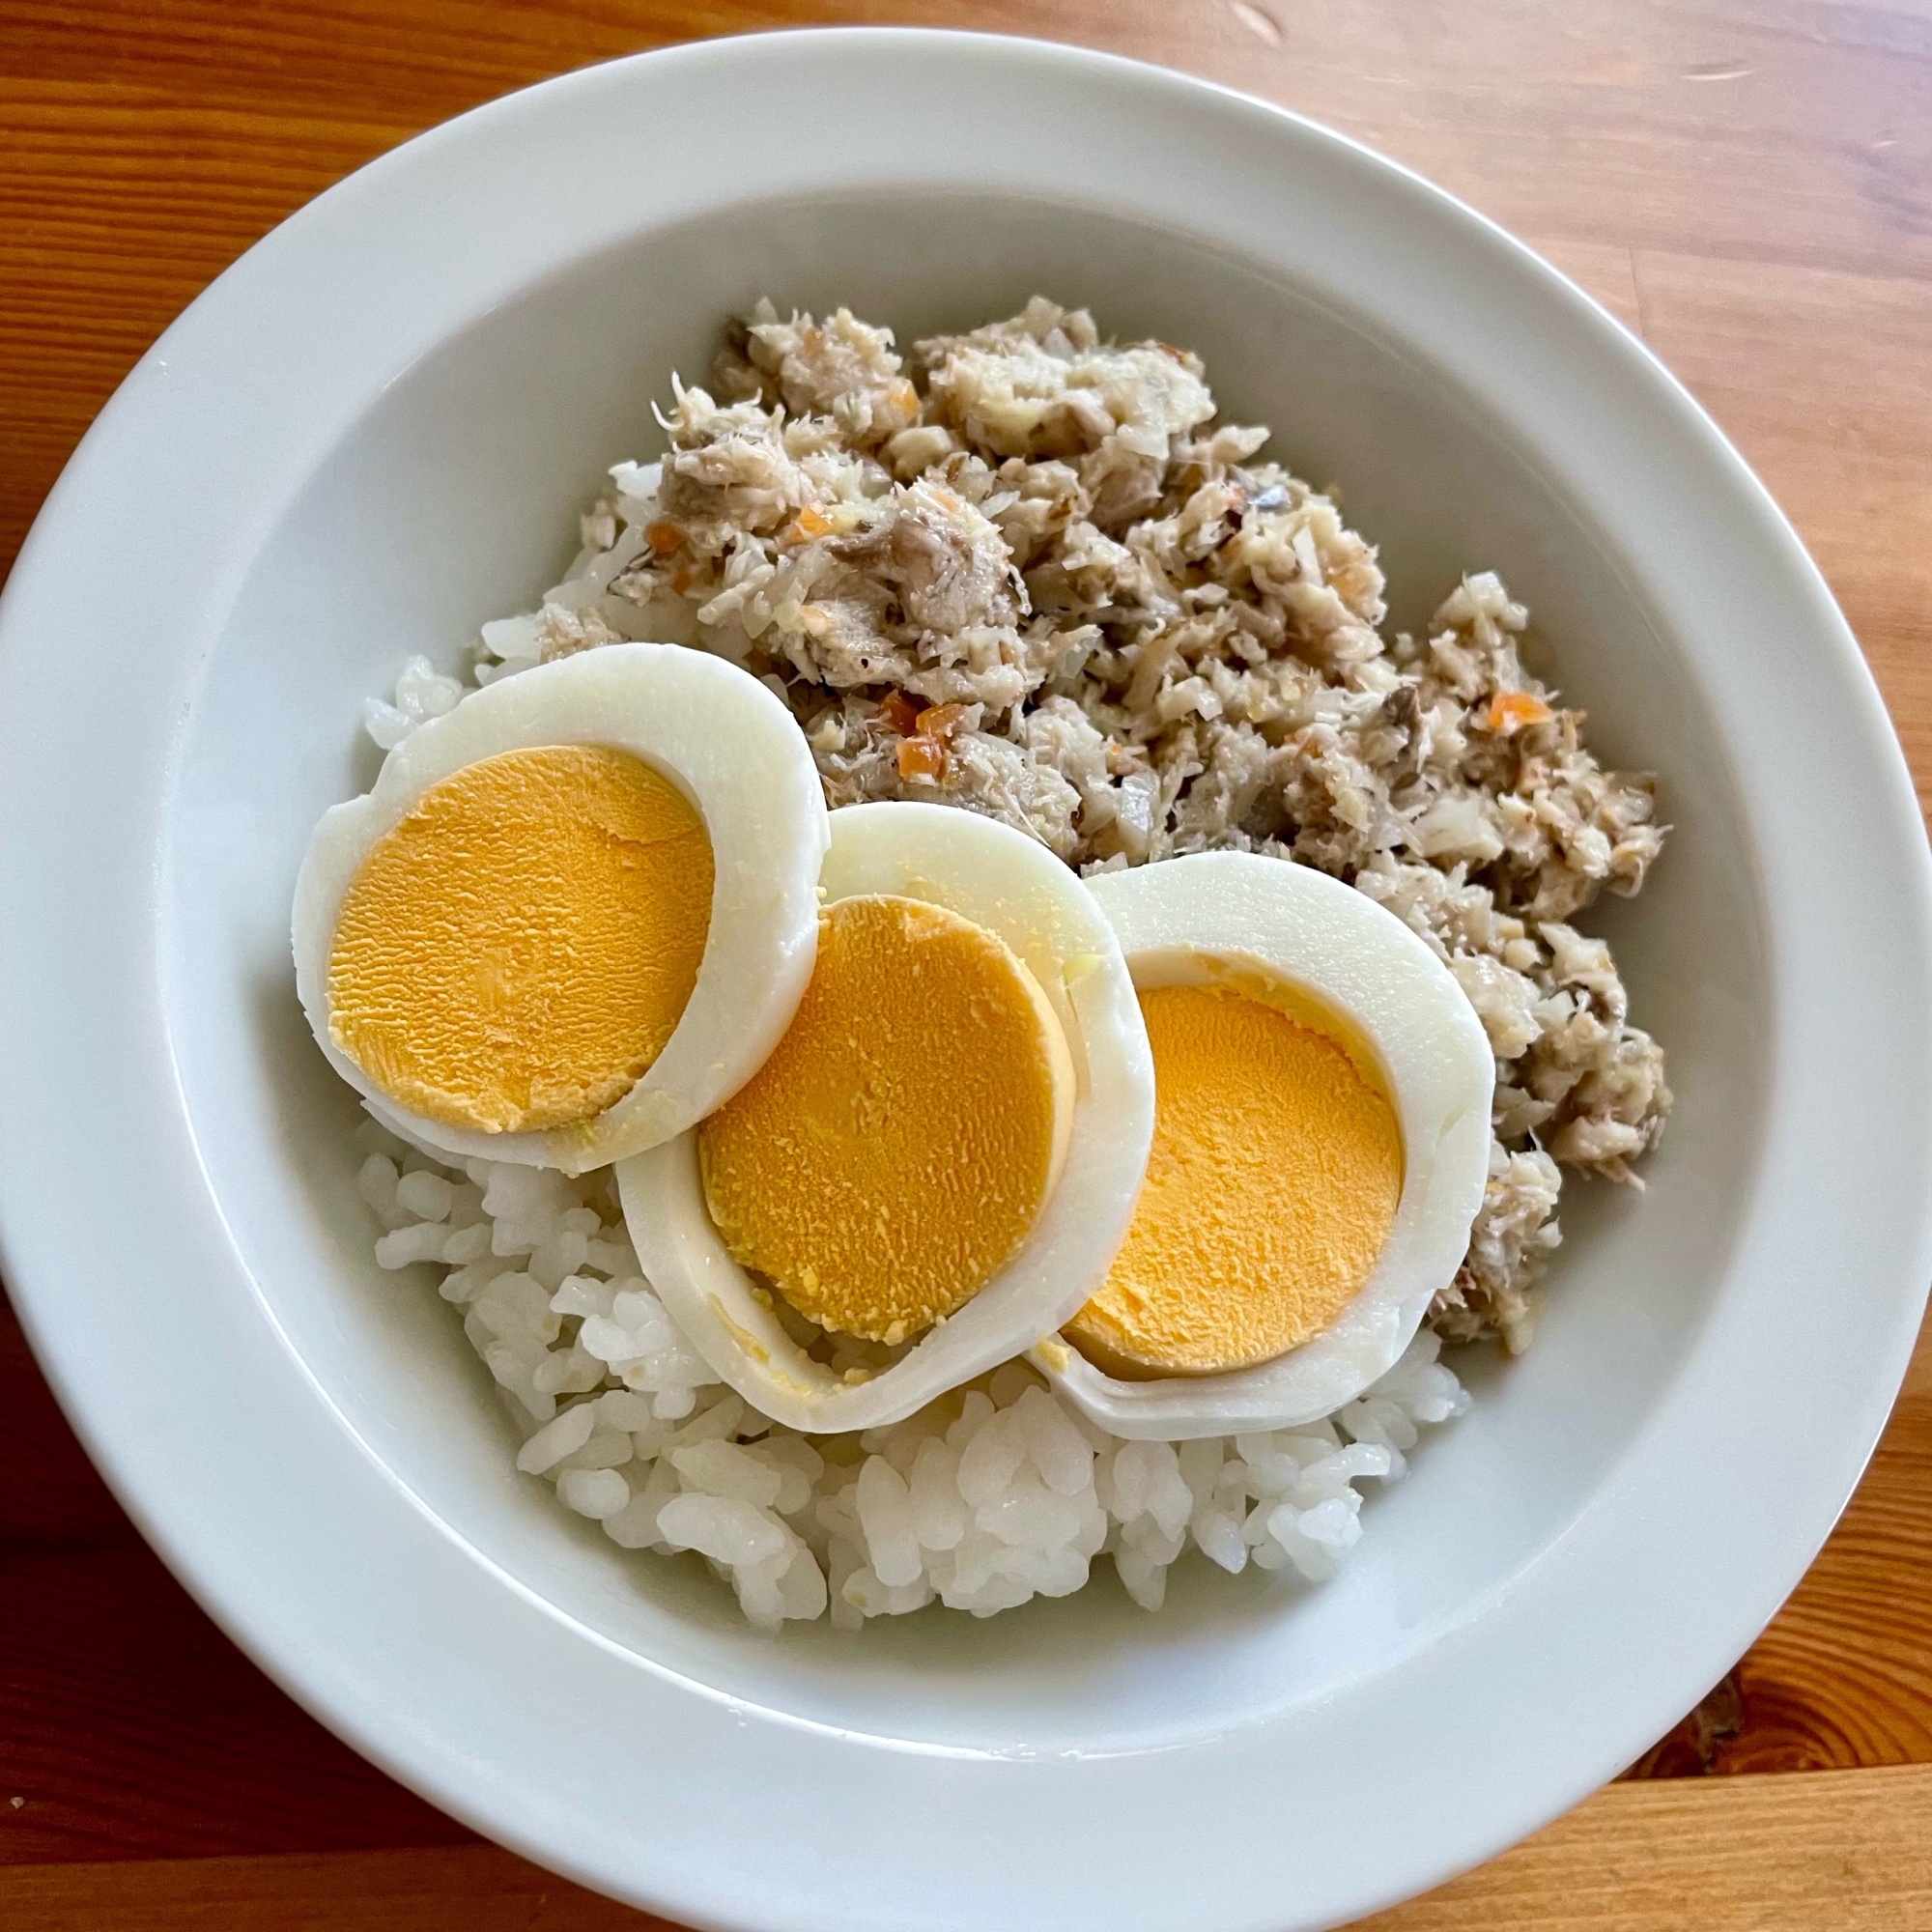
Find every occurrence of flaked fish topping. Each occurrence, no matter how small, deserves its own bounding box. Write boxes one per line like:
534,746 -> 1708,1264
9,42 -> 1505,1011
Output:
451,297 -> 1670,1350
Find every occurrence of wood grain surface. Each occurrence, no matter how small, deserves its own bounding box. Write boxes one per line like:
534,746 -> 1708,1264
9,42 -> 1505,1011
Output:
5,1765 -> 1931,1931
3,1 -> 1929,1925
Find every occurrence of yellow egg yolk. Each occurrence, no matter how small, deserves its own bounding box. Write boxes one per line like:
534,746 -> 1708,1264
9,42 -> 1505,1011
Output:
1065,981 -> 1402,1378
327,745 -> 713,1135
696,893 -> 1075,1346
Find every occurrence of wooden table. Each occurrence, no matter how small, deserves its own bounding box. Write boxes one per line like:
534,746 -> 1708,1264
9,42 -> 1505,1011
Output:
3,3 -> 1929,1925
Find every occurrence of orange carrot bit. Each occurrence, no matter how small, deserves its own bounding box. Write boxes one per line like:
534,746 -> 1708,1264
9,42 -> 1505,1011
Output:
914,702 -> 967,741
645,520 -> 684,556
1487,690 -> 1554,733
792,505 -> 835,541
670,570 -> 691,596
881,690 -> 923,735
895,735 -> 946,781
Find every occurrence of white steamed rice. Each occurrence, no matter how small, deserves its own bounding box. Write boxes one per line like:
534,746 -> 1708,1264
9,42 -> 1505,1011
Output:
355,1121 -> 1466,1627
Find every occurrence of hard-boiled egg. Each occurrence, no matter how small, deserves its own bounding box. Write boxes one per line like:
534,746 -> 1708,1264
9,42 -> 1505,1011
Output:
293,643 -> 828,1175
615,800 -> 1155,1434
1031,850 -> 1493,1438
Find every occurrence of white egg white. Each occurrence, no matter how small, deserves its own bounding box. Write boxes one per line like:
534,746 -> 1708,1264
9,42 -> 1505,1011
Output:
1032,850 -> 1494,1439
292,643 -> 829,1176
615,800 -> 1156,1435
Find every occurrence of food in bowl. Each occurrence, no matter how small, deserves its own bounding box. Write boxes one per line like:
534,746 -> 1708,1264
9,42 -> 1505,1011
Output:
300,298 -> 1670,1626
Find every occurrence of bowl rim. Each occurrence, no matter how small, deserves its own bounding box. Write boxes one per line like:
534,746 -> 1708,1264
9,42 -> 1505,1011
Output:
3,26 -> 1929,1932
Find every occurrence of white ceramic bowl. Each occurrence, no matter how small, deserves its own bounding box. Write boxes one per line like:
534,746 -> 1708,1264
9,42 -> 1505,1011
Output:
2,29 -> 1928,1932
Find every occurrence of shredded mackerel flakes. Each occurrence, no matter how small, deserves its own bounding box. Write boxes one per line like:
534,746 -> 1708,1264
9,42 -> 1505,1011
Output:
454,296 -> 1670,1349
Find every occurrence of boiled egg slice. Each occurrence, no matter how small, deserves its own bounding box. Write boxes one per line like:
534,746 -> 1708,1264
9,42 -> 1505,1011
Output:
1031,850 -> 1493,1438
615,800 -> 1155,1435
293,643 -> 828,1175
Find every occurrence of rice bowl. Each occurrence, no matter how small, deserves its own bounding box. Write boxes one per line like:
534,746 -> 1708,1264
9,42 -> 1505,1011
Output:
1,29 -> 1926,1932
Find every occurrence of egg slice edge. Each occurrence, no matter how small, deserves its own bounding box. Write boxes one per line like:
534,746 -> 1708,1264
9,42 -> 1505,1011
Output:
1034,850 -> 1494,1440
292,642 -> 830,1175
616,800 -> 1156,1435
